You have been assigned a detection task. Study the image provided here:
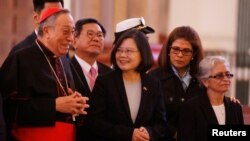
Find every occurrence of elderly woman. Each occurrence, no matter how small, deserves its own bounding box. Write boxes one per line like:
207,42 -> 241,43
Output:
177,56 -> 244,141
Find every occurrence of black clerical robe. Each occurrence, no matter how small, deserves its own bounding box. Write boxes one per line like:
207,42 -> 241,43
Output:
0,40 -> 76,140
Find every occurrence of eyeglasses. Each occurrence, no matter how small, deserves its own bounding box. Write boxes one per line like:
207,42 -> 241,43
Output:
170,46 -> 193,56
208,73 -> 234,80
116,48 -> 139,56
86,30 -> 104,40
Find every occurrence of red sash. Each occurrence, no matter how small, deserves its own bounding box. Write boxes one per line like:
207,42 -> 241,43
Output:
12,122 -> 75,141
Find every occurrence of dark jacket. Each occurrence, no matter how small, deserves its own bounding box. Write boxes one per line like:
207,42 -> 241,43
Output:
88,70 -> 167,141
177,93 -> 244,141
9,31 -> 37,56
70,56 -> 112,141
0,93 -> 6,141
149,67 -> 206,141
71,56 -> 112,96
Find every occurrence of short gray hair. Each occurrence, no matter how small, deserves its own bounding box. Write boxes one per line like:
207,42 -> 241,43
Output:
37,9 -> 70,36
197,56 -> 230,79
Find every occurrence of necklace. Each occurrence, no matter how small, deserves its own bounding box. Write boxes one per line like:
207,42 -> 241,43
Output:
35,40 -> 68,95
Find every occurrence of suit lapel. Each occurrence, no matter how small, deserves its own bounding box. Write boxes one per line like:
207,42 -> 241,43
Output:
97,62 -> 110,74
224,97 -> 235,124
115,71 -> 134,124
71,56 -> 91,94
61,56 -> 75,91
200,93 -> 219,124
135,73 -> 150,124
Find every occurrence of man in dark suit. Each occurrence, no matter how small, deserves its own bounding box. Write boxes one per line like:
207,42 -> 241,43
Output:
71,18 -> 112,141
71,18 -> 112,94
0,8 -> 89,141
8,0 -> 64,56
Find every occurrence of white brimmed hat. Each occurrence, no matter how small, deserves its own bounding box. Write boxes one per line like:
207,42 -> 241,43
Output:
114,17 -> 155,44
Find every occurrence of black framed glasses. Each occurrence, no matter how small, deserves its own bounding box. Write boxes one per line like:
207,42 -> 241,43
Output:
170,46 -> 193,56
86,30 -> 104,40
208,73 -> 234,80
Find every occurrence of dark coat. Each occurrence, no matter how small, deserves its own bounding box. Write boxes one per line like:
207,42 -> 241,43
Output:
0,42 -> 75,140
70,56 -> 112,141
9,31 -> 37,56
2,30 -> 36,95
0,93 -> 6,141
177,93 -> 244,141
149,67 -> 206,141
88,70 -> 167,141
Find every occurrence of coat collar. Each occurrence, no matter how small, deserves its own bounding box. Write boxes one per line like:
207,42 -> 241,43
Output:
199,93 -> 236,124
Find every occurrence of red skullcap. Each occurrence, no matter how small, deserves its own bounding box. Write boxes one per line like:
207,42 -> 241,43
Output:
39,7 -> 63,23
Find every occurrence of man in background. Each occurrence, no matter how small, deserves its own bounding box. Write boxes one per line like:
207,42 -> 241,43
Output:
8,0 -> 64,55
71,18 -> 112,141
72,18 -> 112,93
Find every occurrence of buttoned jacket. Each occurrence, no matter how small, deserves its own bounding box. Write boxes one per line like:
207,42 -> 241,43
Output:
150,67 -> 205,140
88,70 -> 167,141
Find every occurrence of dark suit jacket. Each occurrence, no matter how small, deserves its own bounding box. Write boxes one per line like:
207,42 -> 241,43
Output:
150,67 -> 206,141
0,42 -> 75,140
9,31 -> 37,56
0,93 -> 6,141
70,56 -> 112,141
177,93 -> 244,141
71,56 -> 112,96
88,70 -> 167,141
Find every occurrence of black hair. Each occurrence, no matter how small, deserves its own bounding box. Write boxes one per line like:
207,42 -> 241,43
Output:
111,29 -> 154,73
74,18 -> 106,37
33,0 -> 64,13
158,26 -> 204,76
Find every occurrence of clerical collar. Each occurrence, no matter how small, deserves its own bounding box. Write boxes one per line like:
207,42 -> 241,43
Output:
36,39 -> 56,58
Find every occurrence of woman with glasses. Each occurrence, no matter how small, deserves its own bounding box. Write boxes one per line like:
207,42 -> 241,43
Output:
88,29 -> 167,141
150,26 -> 205,141
177,56 -> 244,141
